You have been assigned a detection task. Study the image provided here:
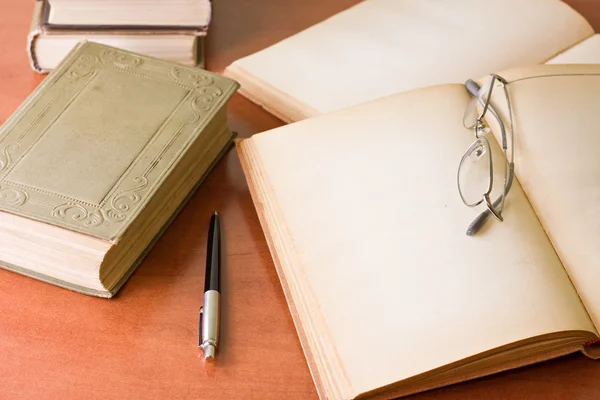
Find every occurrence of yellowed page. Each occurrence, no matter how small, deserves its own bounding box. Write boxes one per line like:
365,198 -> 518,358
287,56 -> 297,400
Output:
225,0 -> 592,121
248,84 -> 596,398
483,64 -> 600,330
547,34 -> 600,64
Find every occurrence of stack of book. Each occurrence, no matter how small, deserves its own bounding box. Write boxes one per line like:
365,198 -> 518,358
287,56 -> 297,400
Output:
27,0 -> 210,73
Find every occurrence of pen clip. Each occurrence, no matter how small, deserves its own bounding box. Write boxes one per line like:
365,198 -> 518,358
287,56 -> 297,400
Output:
198,306 -> 203,348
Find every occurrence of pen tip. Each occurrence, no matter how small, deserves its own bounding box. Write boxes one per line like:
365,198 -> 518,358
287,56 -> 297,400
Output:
213,210 -> 218,217
203,344 -> 216,360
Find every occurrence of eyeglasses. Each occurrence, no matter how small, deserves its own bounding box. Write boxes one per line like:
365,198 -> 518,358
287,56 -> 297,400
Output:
457,74 -> 514,236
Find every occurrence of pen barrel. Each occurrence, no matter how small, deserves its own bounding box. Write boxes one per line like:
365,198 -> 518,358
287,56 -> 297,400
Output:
201,290 -> 221,353
205,214 -> 220,292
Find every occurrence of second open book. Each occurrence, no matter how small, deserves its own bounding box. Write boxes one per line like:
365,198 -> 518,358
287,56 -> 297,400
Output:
225,0 -> 600,123
237,64 -> 600,399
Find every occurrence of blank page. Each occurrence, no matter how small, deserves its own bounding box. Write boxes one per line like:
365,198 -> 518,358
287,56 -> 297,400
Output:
247,84 -> 595,398
547,34 -> 600,64
227,0 -> 592,119
485,64 -> 600,330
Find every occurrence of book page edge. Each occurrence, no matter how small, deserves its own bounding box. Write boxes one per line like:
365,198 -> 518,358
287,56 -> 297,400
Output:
237,138 -> 335,399
224,63 -> 320,123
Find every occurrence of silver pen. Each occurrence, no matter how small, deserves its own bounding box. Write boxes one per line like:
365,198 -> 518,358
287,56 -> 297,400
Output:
199,211 -> 221,360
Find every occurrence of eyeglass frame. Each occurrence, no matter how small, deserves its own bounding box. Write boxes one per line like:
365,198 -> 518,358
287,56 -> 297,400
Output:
457,74 -> 515,236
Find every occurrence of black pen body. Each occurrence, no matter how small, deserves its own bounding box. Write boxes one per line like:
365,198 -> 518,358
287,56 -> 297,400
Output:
205,212 -> 220,293
200,211 -> 221,359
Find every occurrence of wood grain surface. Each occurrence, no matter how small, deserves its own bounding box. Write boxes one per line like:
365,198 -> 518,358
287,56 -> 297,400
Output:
0,1 -> 599,399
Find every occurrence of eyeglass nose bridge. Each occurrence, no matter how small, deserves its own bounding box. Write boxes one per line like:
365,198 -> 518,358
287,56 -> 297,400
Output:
474,120 -> 490,138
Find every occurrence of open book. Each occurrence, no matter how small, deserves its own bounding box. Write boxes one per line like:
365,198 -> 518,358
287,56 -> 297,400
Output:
224,0 -> 600,123
237,64 -> 600,399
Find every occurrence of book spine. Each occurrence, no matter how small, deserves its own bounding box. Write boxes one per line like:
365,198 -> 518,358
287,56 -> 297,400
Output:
27,0 -> 46,74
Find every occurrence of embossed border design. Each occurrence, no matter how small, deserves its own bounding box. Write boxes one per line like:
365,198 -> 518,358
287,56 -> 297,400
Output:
0,42 -> 236,240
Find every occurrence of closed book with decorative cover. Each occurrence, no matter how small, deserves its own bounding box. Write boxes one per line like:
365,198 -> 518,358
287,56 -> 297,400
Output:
0,41 -> 238,297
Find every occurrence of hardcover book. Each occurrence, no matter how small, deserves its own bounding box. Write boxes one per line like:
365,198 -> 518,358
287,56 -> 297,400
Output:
237,64 -> 600,399
45,0 -> 211,28
27,0 -> 207,73
0,41 -> 238,297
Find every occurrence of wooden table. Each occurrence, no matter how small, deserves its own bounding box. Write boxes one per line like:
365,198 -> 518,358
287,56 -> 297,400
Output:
1,1 -> 600,399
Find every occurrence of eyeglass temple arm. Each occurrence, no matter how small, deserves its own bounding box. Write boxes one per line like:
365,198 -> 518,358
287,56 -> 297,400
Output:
466,163 -> 514,236
464,79 -> 513,236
